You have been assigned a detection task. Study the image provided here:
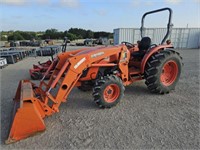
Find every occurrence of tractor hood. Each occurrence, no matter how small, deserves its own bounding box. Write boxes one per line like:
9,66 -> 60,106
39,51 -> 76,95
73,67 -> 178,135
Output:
75,45 -> 124,56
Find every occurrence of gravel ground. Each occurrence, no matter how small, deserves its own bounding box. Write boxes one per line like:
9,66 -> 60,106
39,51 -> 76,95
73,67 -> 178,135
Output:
0,47 -> 199,149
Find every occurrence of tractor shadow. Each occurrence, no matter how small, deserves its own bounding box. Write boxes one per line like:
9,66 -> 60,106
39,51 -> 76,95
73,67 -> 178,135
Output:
124,82 -> 152,96
63,88 -> 98,110
62,81 -> 153,111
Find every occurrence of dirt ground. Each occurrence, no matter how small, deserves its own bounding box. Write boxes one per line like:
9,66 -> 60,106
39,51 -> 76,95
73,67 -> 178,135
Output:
0,47 -> 199,149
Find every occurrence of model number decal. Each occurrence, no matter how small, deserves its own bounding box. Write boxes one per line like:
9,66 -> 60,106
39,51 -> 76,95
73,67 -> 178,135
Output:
91,52 -> 104,58
74,57 -> 86,69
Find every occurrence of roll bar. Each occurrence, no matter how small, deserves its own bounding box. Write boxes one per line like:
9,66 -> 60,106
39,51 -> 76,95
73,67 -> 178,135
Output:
140,7 -> 173,44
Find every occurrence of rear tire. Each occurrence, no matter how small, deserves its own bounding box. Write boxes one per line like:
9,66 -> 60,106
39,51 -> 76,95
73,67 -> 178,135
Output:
92,75 -> 125,108
144,49 -> 182,94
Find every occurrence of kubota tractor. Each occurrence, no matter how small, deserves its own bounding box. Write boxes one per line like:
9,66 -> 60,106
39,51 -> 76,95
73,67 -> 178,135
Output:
6,8 -> 182,144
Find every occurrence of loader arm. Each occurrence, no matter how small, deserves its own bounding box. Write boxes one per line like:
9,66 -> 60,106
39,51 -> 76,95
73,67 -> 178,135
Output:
41,45 -> 130,112
6,45 -> 129,143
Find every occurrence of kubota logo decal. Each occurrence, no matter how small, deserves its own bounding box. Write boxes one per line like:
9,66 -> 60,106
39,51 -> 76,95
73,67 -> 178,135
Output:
74,57 -> 86,69
91,52 -> 104,58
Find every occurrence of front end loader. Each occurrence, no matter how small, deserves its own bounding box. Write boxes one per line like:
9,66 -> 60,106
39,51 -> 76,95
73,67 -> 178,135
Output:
6,45 -> 131,143
6,7 -> 183,143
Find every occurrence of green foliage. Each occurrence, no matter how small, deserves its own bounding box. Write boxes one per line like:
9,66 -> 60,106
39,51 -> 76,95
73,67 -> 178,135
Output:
68,28 -> 85,38
67,28 -> 112,39
42,28 -> 63,39
66,32 -> 77,41
94,31 -> 113,39
1,28 -> 113,41
8,32 -> 24,41
86,30 -> 94,38
6,31 -> 39,41
1,35 -> 7,41
20,32 -> 36,40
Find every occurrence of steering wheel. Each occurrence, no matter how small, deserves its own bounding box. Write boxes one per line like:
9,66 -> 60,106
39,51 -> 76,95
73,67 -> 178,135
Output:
121,41 -> 134,49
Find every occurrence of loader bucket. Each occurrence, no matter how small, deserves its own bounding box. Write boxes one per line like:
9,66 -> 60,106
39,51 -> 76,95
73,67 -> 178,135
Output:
6,80 -> 46,144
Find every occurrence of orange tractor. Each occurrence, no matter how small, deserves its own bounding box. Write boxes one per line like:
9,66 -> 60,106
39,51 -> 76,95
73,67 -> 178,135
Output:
6,8 -> 182,143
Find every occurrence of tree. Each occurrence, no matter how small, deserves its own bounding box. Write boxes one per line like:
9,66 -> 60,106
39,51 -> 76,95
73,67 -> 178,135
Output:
66,32 -> 77,41
42,28 -> 63,39
93,31 -> 113,39
68,28 -> 88,39
86,30 -> 94,38
1,28 -> 113,42
19,32 -> 37,40
1,34 -> 7,41
8,32 -> 24,41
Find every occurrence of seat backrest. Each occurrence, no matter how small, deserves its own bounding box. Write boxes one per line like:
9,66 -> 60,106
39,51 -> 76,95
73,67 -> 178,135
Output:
138,37 -> 151,51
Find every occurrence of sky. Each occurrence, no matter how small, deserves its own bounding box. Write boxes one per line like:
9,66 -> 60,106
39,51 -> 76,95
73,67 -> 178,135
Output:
0,0 -> 200,32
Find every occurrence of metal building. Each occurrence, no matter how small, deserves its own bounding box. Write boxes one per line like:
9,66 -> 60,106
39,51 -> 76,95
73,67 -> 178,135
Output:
113,28 -> 200,49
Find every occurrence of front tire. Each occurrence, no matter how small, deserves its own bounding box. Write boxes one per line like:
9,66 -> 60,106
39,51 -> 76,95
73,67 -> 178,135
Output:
92,75 -> 125,108
144,49 -> 182,94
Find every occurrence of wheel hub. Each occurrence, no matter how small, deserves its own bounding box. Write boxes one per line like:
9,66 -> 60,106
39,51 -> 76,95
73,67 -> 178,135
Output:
103,84 -> 120,103
160,60 -> 178,86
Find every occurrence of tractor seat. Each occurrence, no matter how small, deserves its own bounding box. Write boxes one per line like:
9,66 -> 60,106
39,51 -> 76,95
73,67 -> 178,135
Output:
132,37 -> 151,58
